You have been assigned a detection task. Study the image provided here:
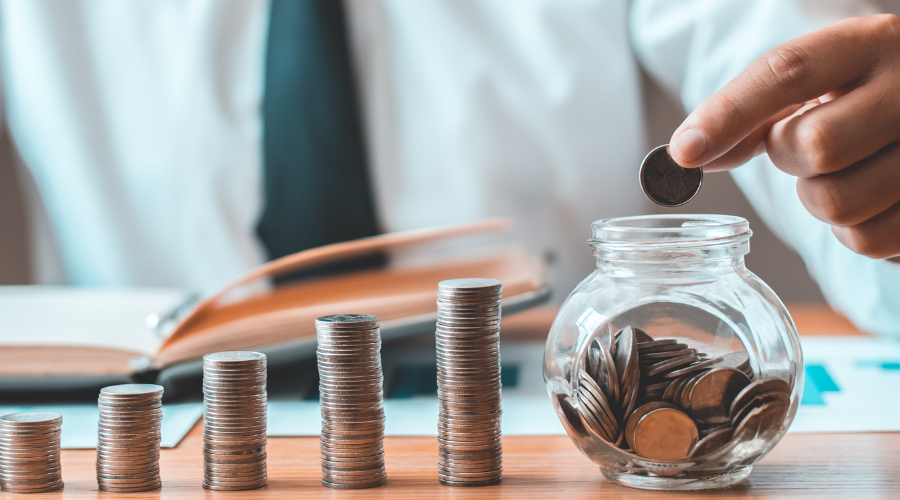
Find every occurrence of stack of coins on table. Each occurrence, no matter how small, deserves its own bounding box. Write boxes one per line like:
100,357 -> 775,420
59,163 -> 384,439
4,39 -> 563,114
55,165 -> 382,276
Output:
435,278 -> 504,487
316,314 -> 387,489
202,351 -> 268,491
0,411 -> 64,493
566,325 -> 791,461
96,384 -> 164,492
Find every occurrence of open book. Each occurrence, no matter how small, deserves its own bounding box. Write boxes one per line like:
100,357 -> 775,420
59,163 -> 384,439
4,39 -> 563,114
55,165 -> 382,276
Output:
0,219 -> 548,391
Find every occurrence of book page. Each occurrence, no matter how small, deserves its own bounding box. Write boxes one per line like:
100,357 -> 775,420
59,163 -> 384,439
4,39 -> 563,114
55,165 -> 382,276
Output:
0,286 -> 185,356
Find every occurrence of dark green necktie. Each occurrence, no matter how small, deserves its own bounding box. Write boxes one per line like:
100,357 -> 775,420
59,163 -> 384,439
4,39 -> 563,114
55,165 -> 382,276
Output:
258,0 -> 384,279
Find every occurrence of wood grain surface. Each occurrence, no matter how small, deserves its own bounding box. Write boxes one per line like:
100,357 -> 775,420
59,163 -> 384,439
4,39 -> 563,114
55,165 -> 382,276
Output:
5,304 -> 893,499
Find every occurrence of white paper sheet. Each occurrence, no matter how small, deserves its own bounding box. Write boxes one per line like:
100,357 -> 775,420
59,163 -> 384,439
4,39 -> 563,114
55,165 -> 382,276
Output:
0,286 -> 185,354
0,404 -> 202,448
790,336 -> 900,433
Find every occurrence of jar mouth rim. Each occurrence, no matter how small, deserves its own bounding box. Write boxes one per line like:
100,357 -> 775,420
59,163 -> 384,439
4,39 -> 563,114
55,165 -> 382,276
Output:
590,214 -> 751,248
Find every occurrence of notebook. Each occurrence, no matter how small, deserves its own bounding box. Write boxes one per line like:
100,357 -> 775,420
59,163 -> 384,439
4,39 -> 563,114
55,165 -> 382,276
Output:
0,219 -> 549,393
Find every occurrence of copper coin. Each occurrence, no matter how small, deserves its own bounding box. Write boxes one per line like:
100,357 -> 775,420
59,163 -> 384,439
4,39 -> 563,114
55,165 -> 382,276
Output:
729,377 -> 790,418
688,426 -> 734,458
624,402 -> 673,449
687,368 -> 751,424
632,407 -> 698,461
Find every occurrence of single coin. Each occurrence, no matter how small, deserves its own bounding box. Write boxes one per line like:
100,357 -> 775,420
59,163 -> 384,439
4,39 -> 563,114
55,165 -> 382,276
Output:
316,313 -> 379,326
713,351 -> 752,374
688,368 -> 751,424
0,412 -> 63,426
203,351 -> 267,364
688,426 -> 734,458
643,380 -> 671,393
619,377 -> 641,425
632,407 -> 698,461
729,377 -> 790,418
662,375 -> 689,404
759,377 -> 791,395
664,356 -> 723,379
639,342 -> 691,356
639,144 -> 703,206
100,384 -> 164,397
636,339 -> 677,349
732,397 -> 787,443
640,349 -> 696,361
624,402 -> 674,449
643,354 -> 700,378
733,405 -> 764,440
438,278 -> 503,292
757,401 -> 789,436
632,328 -> 654,344
2,482 -> 65,493
730,394 -> 762,427
678,370 -> 708,410
613,326 -> 637,388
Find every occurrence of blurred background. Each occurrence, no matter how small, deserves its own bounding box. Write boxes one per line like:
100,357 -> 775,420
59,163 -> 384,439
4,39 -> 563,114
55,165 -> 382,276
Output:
0,70 -> 824,303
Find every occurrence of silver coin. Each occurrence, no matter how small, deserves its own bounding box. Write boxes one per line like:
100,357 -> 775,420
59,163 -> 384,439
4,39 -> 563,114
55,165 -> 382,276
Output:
0,411 -> 63,426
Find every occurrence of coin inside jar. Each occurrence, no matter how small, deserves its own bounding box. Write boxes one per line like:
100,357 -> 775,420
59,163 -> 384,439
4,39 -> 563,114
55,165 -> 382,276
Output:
631,407 -> 698,461
688,368 -> 751,424
639,144 -> 703,207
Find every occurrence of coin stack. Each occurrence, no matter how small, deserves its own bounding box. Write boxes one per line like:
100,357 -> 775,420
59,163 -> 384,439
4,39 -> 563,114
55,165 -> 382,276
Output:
0,412 -> 63,493
96,384 -> 164,492
565,325 -> 791,461
315,314 -> 387,489
435,278 -> 503,487
202,351 -> 268,491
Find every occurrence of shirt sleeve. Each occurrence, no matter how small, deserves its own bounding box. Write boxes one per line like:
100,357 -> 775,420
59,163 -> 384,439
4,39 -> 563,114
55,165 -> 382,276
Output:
630,0 -> 900,336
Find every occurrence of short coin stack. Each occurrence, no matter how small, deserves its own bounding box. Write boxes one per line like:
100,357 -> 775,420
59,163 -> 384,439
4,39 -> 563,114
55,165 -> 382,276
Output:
202,351 -> 268,491
565,325 -> 792,461
0,412 -> 63,493
435,278 -> 503,487
96,384 -> 164,492
316,314 -> 387,489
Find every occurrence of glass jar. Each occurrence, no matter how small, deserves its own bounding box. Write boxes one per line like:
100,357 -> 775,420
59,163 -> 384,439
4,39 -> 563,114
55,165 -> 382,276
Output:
543,214 -> 803,490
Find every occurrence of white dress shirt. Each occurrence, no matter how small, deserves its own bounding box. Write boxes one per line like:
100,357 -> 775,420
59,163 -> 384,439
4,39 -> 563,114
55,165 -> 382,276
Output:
1,0 -> 897,334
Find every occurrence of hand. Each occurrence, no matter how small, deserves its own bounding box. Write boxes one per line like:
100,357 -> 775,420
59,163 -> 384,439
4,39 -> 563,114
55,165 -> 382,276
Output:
669,14 -> 900,260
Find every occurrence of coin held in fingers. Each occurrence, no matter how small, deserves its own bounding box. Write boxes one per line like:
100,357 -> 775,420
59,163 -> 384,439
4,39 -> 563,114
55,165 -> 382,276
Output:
640,144 -> 702,207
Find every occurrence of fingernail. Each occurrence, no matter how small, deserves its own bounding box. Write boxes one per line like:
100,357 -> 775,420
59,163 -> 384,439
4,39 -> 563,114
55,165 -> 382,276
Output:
672,128 -> 707,163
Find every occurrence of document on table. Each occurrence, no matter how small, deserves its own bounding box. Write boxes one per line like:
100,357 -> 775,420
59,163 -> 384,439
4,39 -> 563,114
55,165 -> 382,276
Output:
0,404 -> 202,449
268,397 -> 564,437
4,337 -> 896,443
269,337 -> 900,436
790,336 -> 900,433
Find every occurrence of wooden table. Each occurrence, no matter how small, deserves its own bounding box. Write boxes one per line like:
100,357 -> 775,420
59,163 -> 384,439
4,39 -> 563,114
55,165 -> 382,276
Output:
7,305 -> 898,499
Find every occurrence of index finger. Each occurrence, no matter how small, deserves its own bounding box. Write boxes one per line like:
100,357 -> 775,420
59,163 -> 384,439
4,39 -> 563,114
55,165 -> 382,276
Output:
669,15 -> 892,169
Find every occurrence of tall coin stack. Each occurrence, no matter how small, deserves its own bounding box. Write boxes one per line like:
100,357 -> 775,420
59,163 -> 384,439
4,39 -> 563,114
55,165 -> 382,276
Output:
436,278 -> 503,487
202,351 -> 268,491
316,314 -> 387,489
96,384 -> 164,492
0,412 -> 63,493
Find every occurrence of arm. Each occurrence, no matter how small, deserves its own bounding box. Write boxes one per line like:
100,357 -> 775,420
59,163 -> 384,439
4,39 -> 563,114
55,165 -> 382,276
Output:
631,0 -> 900,336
